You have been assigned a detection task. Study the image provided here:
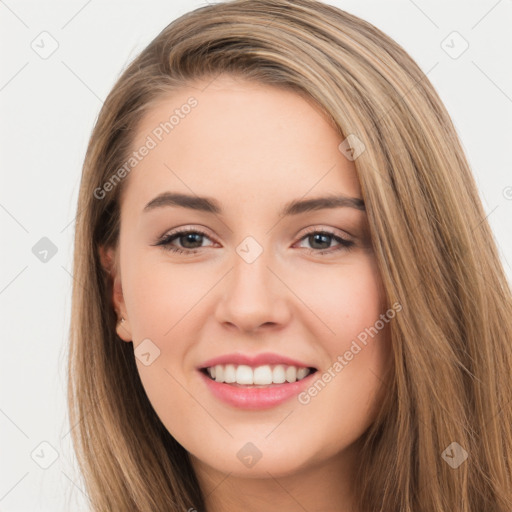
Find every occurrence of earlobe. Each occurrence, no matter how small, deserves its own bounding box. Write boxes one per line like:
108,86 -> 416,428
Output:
112,271 -> 133,342
116,314 -> 133,342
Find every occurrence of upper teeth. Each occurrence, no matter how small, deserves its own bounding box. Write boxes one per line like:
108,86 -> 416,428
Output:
206,364 -> 312,385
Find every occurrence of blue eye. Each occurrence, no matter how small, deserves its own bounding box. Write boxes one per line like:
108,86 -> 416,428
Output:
155,229 -> 213,255
154,227 -> 355,256
297,229 -> 355,255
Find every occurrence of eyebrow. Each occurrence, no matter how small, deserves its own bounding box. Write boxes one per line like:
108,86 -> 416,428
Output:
143,192 -> 365,216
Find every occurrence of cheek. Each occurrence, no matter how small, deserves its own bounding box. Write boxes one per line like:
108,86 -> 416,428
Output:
122,260 -> 205,424
297,316 -> 392,454
292,256 -> 392,426
291,255 -> 386,345
123,256 -> 207,342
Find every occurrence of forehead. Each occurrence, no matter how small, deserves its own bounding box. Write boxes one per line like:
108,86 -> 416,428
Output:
122,76 -> 361,213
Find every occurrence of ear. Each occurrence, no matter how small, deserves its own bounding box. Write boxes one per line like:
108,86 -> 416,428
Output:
98,245 -> 133,342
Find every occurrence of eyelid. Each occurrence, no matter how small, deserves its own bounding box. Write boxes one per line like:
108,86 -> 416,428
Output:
158,225 -> 217,245
299,225 -> 353,240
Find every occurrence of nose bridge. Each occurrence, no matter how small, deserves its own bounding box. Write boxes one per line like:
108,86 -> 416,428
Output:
215,234 -> 290,330
234,236 -> 272,290
231,235 -> 277,303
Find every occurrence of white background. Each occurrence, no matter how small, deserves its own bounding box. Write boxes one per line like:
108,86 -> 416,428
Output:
1,0 -> 511,510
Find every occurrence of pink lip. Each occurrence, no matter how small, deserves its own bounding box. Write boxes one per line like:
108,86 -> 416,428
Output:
198,369 -> 317,410
198,352 -> 316,370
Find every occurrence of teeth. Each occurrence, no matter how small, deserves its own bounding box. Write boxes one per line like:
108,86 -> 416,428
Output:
272,365 -> 286,384
254,365 -> 272,384
206,364 -> 313,385
224,364 -> 236,383
285,366 -> 297,382
214,365 -> 224,382
296,367 -> 309,380
236,365 -> 253,384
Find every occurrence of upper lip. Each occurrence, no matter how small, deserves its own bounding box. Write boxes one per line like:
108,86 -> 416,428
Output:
198,352 -> 317,370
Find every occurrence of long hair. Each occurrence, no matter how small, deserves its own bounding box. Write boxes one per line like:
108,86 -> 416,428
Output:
67,0 -> 512,510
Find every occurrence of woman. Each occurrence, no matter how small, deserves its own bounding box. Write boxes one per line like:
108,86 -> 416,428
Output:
67,0 -> 512,510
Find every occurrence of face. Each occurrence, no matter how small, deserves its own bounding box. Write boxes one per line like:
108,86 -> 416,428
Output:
102,75 -> 393,482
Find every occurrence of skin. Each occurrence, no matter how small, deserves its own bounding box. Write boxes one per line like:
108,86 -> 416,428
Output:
101,74 -> 393,512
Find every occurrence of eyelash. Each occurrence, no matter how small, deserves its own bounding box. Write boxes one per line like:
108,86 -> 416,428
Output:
153,226 -> 355,257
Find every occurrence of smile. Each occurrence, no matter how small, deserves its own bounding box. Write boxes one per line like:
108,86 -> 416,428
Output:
202,364 -> 315,385
198,365 -> 318,410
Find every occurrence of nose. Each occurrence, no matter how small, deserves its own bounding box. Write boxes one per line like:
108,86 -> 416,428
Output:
214,247 -> 291,334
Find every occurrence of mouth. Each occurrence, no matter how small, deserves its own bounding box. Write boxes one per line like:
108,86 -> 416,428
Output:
198,363 -> 319,410
199,364 -> 318,388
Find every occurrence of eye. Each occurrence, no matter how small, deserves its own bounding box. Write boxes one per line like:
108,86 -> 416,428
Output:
153,227 -> 214,255
294,227 -> 355,256
153,226 -> 355,256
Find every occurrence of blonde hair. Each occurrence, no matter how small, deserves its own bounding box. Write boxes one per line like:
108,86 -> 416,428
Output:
67,0 -> 512,510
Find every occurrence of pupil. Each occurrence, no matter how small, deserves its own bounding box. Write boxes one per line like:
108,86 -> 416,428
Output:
182,233 -> 202,248
310,233 -> 330,249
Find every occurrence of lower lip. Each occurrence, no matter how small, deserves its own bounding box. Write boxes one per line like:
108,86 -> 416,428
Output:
198,369 -> 316,410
